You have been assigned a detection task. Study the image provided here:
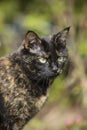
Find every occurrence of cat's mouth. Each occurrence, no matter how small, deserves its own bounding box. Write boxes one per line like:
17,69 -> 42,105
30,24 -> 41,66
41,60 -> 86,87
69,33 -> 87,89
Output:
41,71 -> 60,79
49,72 -> 59,78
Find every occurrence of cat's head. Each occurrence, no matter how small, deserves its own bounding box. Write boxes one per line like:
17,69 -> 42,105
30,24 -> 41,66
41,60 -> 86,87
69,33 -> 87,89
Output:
21,27 -> 70,82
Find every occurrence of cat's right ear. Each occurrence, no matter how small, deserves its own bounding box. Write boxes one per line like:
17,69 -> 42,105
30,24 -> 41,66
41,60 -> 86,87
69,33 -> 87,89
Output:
22,31 -> 41,52
52,27 -> 70,49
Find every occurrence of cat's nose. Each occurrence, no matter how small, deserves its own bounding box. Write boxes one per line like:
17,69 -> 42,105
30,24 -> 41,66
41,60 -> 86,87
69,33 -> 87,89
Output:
52,65 -> 58,72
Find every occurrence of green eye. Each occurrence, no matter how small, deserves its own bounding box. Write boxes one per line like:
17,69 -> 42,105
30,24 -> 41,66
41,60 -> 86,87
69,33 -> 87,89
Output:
58,57 -> 63,62
39,58 -> 47,63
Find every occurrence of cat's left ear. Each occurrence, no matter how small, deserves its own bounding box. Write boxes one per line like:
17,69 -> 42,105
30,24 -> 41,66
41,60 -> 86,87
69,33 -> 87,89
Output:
23,31 -> 41,53
52,27 -> 70,48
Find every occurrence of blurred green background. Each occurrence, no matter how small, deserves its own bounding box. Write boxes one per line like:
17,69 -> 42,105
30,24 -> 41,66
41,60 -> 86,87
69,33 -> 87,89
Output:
0,0 -> 87,130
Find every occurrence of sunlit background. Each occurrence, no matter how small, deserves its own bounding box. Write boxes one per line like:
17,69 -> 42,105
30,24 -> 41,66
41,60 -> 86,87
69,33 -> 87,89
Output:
0,0 -> 87,130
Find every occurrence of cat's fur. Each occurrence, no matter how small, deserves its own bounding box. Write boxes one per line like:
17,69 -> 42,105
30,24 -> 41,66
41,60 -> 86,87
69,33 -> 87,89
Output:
0,27 -> 70,130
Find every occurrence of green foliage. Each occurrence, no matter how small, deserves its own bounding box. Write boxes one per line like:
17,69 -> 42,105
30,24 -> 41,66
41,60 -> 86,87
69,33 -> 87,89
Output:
78,31 -> 87,55
24,119 -> 44,130
22,14 -> 51,35
49,76 -> 64,103
74,0 -> 85,14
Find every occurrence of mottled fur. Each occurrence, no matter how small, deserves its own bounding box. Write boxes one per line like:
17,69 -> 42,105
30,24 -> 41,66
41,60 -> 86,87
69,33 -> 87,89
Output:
0,27 -> 70,130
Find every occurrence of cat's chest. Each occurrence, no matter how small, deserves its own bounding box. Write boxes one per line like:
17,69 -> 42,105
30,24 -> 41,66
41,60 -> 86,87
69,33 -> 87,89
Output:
35,94 -> 48,110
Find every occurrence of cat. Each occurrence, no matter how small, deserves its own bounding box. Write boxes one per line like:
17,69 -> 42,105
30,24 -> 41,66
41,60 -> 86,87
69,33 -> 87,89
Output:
0,27 -> 70,130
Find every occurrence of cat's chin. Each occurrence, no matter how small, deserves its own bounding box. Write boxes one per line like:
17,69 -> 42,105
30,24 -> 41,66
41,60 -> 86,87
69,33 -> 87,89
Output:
43,72 -> 59,79
48,71 -> 60,78
41,73 -> 59,81
49,73 -> 59,79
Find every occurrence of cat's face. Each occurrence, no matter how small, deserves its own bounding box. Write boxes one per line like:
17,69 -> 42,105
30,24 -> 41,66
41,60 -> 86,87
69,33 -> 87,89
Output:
21,27 -> 70,82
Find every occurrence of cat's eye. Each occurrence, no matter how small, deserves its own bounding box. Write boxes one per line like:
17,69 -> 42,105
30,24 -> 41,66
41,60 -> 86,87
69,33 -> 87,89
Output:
39,58 -> 47,63
58,57 -> 63,62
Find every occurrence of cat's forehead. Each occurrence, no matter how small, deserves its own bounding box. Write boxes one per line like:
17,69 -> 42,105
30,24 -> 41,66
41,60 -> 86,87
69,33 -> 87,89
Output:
40,36 -> 59,58
40,36 -> 68,58
41,36 -> 51,45
41,36 -> 60,52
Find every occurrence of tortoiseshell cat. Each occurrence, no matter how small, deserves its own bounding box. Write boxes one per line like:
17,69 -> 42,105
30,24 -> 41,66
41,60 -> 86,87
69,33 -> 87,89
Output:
0,27 -> 70,130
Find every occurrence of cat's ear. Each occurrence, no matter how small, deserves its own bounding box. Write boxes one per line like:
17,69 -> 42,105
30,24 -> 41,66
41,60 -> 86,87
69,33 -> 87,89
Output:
53,27 -> 70,48
23,31 -> 41,52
